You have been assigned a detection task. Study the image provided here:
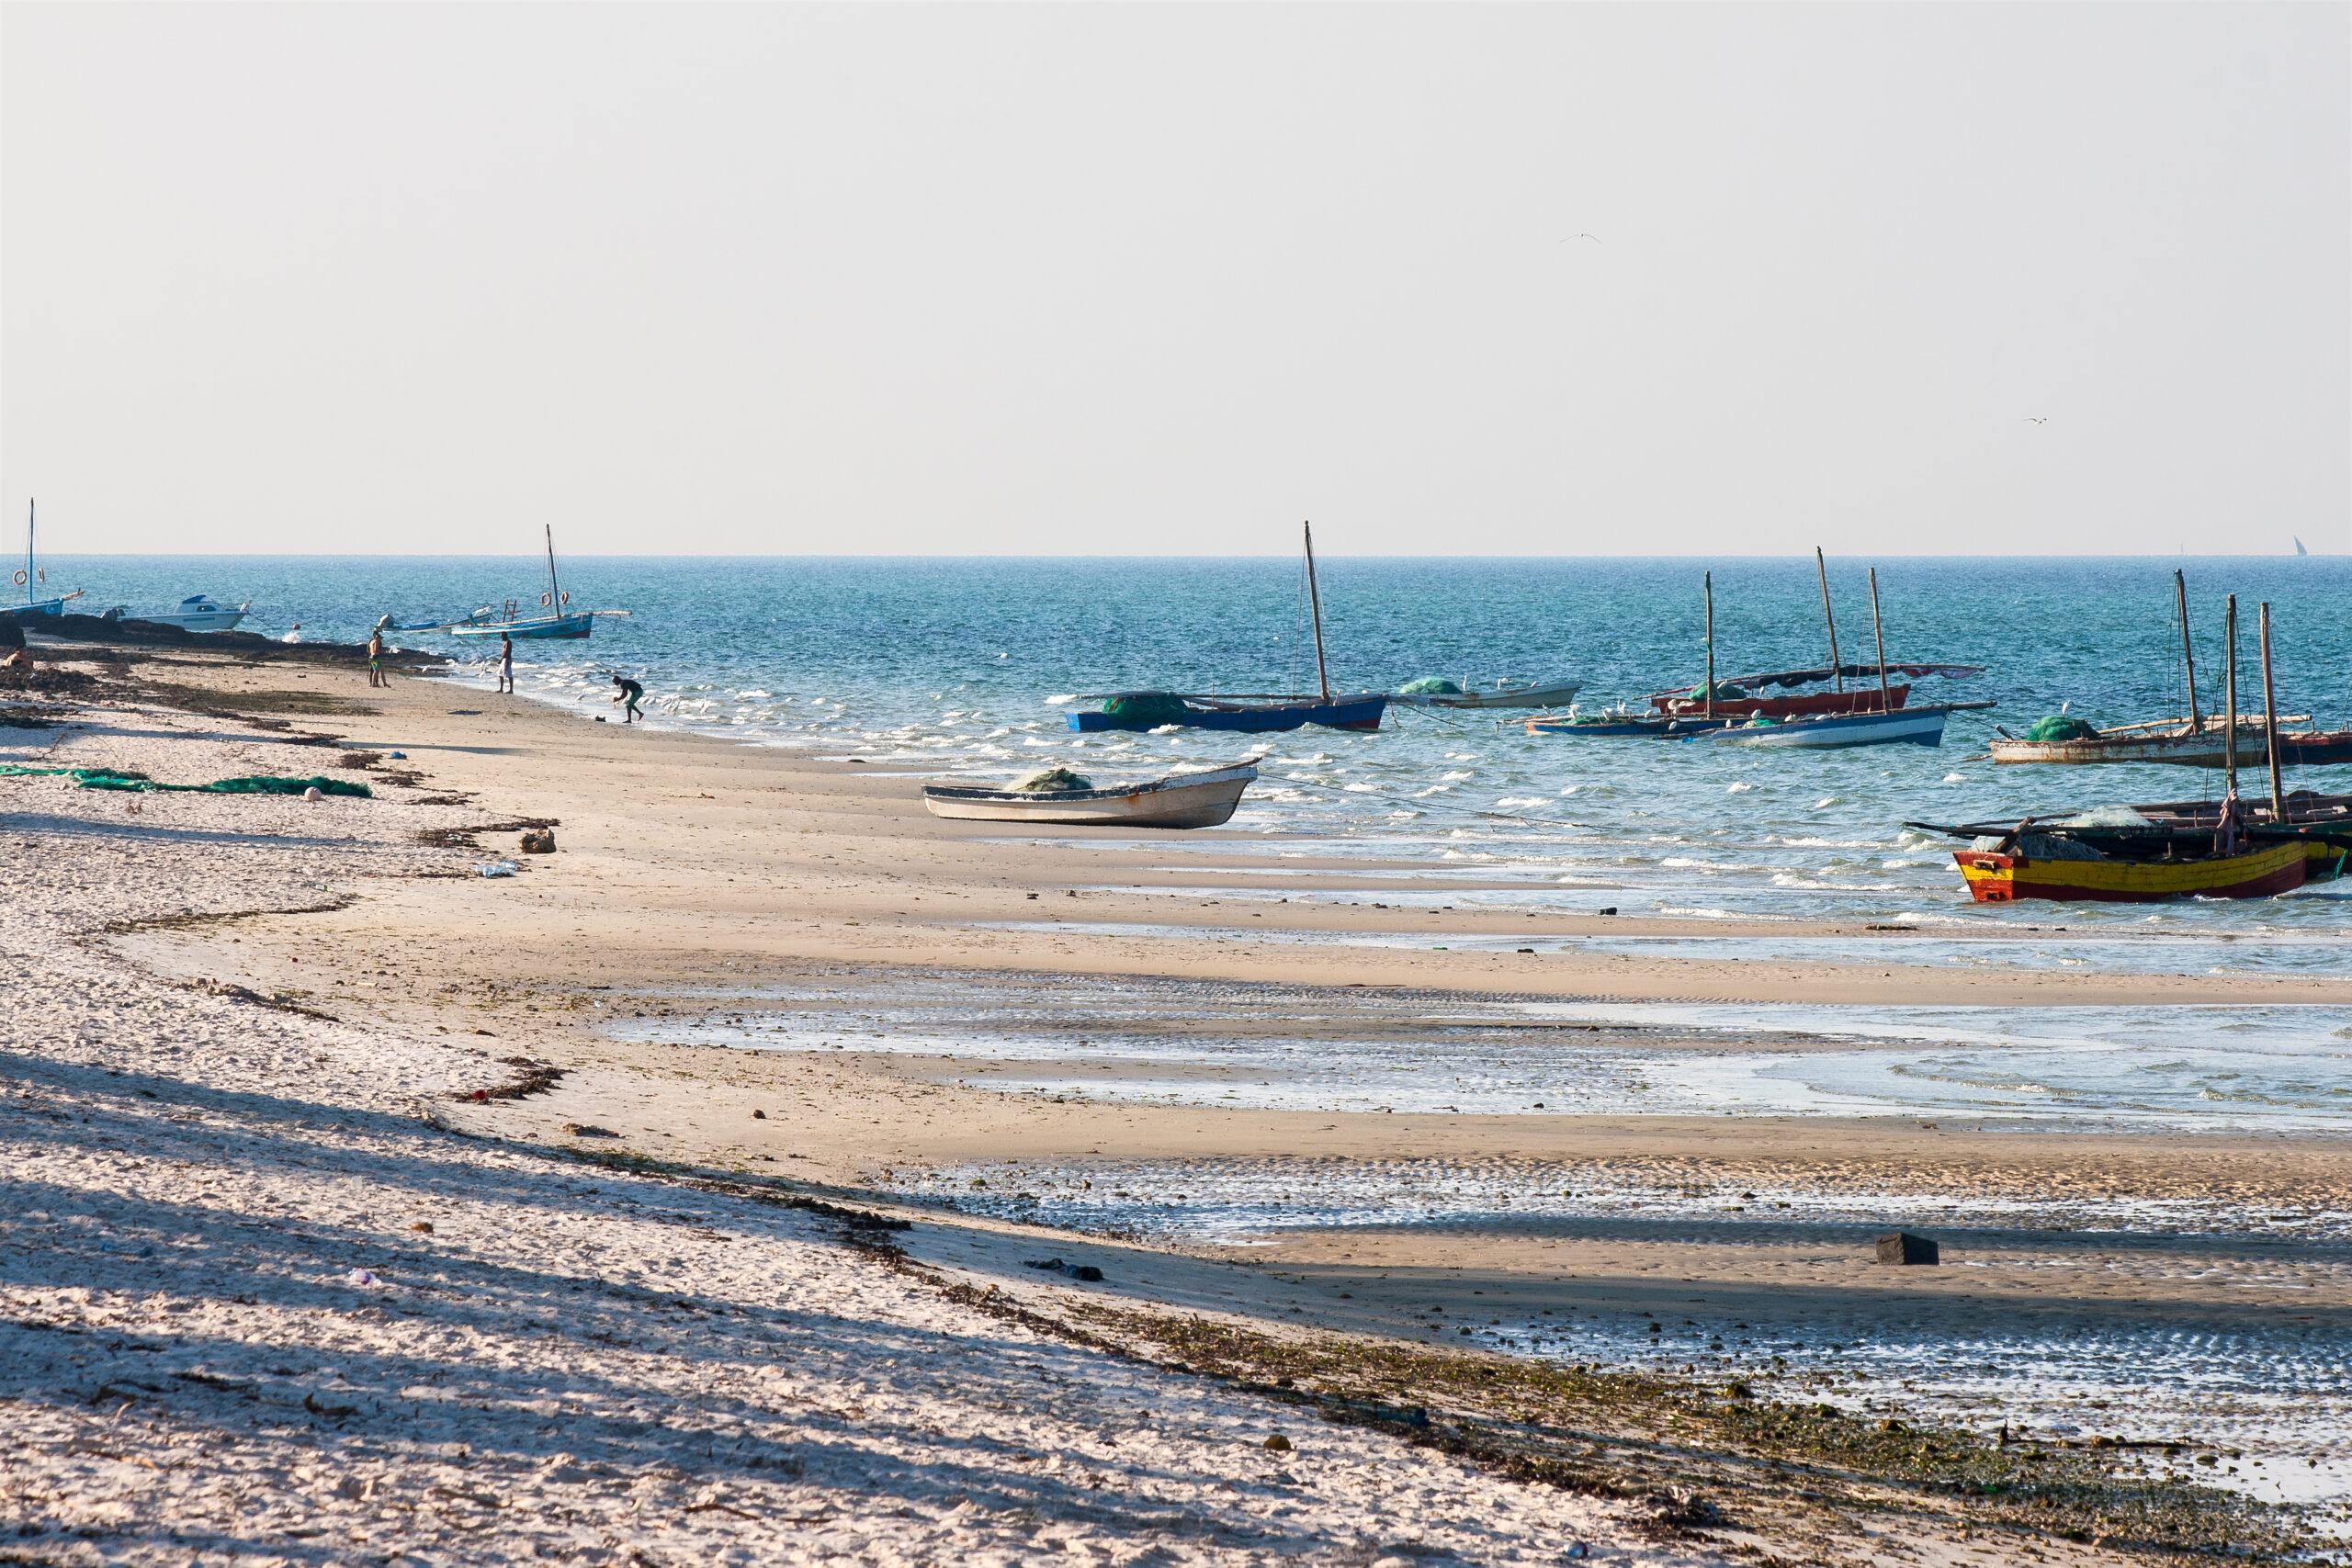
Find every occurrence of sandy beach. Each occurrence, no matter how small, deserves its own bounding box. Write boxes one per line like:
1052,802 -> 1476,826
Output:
5,639 -> 2346,1566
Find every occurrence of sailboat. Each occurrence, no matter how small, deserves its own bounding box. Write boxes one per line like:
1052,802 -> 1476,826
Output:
6,501 -> 86,619
2294,536 -> 2309,557
1988,572 -> 2352,767
1066,523 -> 1390,733
440,527 -> 627,640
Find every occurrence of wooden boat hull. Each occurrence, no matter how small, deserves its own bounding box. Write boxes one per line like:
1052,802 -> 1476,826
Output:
1952,840 -> 2309,903
1068,695 -> 1386,733
1657,685 -> 1913,718
1399,679 -> 1583,709
1702,705 -> 1951,749
5,596 -> 76,619
1990,728 -> 2352,767
1524,714 -> 1730,739
447,613 -> 594,641
922,763 -> 1256,829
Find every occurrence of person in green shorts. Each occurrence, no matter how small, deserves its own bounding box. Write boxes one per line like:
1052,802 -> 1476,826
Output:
612,672 -> 644,724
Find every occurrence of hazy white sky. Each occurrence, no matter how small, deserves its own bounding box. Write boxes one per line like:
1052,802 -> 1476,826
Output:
3,2 -> 2346,556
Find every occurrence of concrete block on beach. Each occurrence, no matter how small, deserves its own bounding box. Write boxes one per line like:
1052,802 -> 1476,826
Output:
1875,1231 -> 1939,1266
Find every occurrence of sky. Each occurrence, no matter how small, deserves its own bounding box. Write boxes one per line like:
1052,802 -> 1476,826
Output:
2,3 -> 2346,558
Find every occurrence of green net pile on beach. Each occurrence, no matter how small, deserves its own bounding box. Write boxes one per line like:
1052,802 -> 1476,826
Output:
2022,715 -> 2098,743
0,764 -> 370,797
1100,692 -> 1193,725
1397,676 -> 1463,696
1012,767 -> 1093,793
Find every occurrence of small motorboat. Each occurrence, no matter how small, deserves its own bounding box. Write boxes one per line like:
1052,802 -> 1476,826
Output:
109,594 -> 249,632
922,761 -> 1258,829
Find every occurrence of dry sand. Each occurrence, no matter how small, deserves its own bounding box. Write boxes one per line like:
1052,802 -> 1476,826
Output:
6,644 -> 2346,1564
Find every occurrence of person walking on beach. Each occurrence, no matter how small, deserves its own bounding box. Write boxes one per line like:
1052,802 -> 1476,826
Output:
366,626 -> 387,688
496,632 -> 514,694
612,672 -> 644,724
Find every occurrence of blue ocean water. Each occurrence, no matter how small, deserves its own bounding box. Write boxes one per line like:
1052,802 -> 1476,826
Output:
44,553 -> 2352,931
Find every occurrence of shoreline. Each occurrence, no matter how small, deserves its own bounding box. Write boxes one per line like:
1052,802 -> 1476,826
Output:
6,639 -> 2346,1562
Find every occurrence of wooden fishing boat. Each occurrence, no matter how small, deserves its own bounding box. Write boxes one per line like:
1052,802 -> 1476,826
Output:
1988,716 -> 2352,768
1993,571 -> 2352,767
1069,692 -> 1386,733
1066,524 -> 1388,734
1700,701 -> 1993,750
1935,596 -> 2326,902
922,761 -> 1257,828
1649,548 -> 1980,717
1394,676 -> 1583,710
1649,662 -> 1982,718
1952,837 -> 2308,903
6,501 -> 85,619
434,527 -> 628,641
1526,707 -> 1729,739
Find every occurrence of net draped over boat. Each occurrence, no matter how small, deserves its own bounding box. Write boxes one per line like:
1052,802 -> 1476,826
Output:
2021,715 -> 2099,742
1100,693 -> 1193,726
1011,767 -> 1093,793
1397,677 -> 1463,696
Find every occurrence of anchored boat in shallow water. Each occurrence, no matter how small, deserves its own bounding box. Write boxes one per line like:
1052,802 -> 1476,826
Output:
1066,523 -> 1388,734
922,761 -> 1258,829
1951,836 -> 2310,903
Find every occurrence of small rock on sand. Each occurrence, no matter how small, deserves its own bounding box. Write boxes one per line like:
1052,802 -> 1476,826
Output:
1874,1231 -> 1939,1266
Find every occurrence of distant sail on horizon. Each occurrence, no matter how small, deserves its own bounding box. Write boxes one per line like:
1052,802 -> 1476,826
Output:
2293,535 -> 2309,556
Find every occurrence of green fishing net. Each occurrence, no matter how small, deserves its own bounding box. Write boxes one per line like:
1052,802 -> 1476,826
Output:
1398,677 -> 1464,695
2022,716 -> 2098,743
0,764 -> 370,796
1012,767 -> 1093,793
1100,692 -> 1193,725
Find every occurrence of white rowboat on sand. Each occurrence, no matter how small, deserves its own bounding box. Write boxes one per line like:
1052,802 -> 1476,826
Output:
922,761 -> 1258,829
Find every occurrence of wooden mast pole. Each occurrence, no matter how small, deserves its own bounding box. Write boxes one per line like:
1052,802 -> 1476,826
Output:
2174,570 -> 2200,733
2222,594 -> 2239,798
25,500 -> 33,606
1866,568 -> 1892,714
1702,571 -> 1715,720
2259,601 -> 2285,821
1815,547 -> 1841,691
544,525 -> 561,612
1302,521 -> 1331,704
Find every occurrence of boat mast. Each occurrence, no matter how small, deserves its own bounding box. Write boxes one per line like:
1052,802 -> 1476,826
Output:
1866,568 -> 1892,714
1302,521 -> 1331,704
1814,547 -> 1841,691
2174,570 -> 2199,734
2258,601 -> 2284,820
1702,571 -> 1715,720
2222,594 -> 2239,797
544,525 -> 562,613
24,500 -> 32,607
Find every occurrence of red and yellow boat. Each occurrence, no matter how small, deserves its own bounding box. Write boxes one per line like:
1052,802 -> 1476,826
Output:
1952,838 -> 2308,903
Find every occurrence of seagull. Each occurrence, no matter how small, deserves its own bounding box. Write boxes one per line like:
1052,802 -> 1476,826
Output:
1559,233 -> 1602,244
2024,417 -> 2048,424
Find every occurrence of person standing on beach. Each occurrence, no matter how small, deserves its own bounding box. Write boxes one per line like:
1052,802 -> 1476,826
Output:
612,672 -> 643,724
496,632 -> 514,694
366,626 -> 387,688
